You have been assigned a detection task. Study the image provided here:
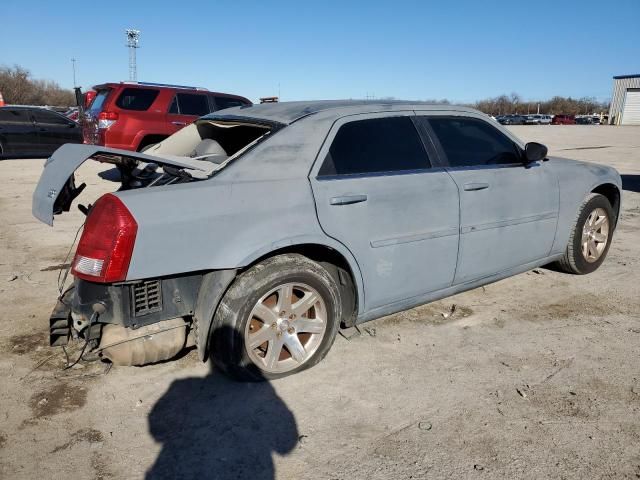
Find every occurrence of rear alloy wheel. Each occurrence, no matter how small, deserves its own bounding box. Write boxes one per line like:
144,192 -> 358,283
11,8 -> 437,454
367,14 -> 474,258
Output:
555,193 -> 614,274
210,254 -> 342,381
245,282 -> 328,374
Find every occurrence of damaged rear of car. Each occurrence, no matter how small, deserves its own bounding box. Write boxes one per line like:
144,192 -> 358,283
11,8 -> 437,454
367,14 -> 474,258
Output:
34,115 -> 282,367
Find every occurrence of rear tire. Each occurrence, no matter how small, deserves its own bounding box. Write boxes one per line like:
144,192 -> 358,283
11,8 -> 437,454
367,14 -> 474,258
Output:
555,193 -> 614,274
209,254 -> 342,381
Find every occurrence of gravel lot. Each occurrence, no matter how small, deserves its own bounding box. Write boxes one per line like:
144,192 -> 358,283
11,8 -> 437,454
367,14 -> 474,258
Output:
0,126 -> 639,479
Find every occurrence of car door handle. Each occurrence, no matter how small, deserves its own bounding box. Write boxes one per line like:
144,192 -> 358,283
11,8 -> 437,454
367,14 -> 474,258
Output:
463,182 -> 490,191
171,121 -> 186,126
330,194 -> 368,206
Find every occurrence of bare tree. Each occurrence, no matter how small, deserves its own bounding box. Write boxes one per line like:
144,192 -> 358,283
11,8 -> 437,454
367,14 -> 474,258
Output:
0,65 -> 75,106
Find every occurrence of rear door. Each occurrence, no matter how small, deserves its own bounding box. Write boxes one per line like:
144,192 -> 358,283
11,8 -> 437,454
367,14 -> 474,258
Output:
0,108 -> 38,155
310,113 -> 460,312
166,92 -> 210,134
421,114 -> 559,283
30,109 -> 79,155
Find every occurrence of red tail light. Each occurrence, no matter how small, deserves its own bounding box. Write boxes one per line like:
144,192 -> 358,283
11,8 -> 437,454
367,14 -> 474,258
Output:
97,111 -> 119,129
72,194 -> 137,283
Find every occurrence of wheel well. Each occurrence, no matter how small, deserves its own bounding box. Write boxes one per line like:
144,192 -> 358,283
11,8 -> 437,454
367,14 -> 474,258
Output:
592,183 -> 621,222
137,134 -> 168,151
242,244 -> 359,328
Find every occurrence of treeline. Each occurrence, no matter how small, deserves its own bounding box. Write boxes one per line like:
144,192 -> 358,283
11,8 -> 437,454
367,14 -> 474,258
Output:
473,93 -> 609,116
0,65 -> 75,107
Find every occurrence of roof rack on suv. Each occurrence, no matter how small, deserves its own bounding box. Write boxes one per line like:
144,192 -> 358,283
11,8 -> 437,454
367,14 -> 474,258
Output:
120,81 -> 209,91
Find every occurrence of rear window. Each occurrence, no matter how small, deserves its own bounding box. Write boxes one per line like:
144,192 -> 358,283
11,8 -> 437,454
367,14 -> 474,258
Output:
115,88 -> 159,111
87,89 -> 110,113
214,96 -> 247,110
0,109 -> 31,123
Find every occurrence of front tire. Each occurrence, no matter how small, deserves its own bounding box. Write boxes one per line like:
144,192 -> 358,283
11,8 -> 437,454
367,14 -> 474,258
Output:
555,193 -> 614,274
210,254 -> 342,381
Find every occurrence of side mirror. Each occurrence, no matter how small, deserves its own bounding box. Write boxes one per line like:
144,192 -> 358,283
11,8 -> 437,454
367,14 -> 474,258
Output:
524,142 -> 548,163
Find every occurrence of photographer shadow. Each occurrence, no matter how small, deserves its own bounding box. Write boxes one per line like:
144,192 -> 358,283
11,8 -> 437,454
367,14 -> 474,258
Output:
146,326 -> 298,480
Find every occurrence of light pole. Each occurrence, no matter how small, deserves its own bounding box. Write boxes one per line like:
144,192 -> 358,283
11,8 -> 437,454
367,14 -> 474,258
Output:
71,58 -> 77,88
125,29 -> 141,81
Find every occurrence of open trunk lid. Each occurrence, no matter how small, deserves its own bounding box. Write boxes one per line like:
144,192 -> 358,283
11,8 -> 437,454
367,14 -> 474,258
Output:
33,118 -> 279,226
32,144 -> 218,226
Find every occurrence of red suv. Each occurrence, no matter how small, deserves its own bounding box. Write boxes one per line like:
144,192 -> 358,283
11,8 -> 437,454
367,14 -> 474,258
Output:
551,114 -> 576,125
83,82 -> 251,151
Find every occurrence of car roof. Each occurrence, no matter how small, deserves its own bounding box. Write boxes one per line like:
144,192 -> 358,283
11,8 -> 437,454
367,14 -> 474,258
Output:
204,100 -> 483,125
92,82 -> 250,101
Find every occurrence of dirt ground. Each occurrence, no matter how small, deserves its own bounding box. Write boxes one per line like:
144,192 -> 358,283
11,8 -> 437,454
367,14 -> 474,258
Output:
0,125 -> 639,479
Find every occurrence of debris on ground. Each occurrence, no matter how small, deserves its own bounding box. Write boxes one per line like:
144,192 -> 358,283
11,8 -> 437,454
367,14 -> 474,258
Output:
441,304 -> 456,318
6,274 -> 18,282
339,326 -> 361,341
516,385 -> 532,399
418,421 -> 432,431
363,327 -> 377,337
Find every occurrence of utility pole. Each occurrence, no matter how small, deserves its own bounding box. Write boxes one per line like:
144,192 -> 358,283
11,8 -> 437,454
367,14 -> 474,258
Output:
71,58 -> 77,88
125,29 -> 141,81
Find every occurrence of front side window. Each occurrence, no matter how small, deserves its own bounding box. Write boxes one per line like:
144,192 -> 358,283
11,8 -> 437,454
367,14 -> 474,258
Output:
115,88 -> 159,111
318,116 -> 430,177
428,116 -> 521,167
174,94 -> 209,116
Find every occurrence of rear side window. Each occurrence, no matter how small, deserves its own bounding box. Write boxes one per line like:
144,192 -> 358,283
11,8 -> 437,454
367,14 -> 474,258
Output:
31,110 -> 69,125
115,88 -> 159,111
318,116 -> 430,177
0,109 -> 30,123
428,116 -> 521,167
169,93 -> 210,116
214,96 -> 247,110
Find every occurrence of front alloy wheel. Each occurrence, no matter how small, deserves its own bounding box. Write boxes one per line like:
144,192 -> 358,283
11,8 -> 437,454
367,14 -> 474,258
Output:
581,207 -> 609,263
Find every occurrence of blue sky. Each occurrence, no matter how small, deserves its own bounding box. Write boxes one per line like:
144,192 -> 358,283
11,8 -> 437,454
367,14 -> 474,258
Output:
1,0 -> 638,103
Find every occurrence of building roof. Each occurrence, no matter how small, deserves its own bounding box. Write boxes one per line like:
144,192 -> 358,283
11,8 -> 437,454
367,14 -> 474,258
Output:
206,100 -> 478,125
613,74 -> 640,80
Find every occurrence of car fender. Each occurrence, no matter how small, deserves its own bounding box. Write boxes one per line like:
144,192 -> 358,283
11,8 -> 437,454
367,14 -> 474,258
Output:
547,157 -> 622,254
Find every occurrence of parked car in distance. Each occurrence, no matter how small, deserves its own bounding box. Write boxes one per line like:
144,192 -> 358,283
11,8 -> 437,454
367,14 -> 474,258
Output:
576,116 -> 594,125
34,101 -> 621,381
498,114 -> 527,125
83,81 -> 252,152
552,114 -> 576,125
0,106 -> 81,158
525,114 -> 552,125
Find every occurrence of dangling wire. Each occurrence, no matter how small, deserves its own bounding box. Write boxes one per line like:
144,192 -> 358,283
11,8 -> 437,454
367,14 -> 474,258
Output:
57,220 -> 85,300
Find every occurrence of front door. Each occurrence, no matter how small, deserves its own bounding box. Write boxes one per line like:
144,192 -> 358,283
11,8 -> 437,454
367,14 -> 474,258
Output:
310,113 -> 460,312
421,114 -> 559,283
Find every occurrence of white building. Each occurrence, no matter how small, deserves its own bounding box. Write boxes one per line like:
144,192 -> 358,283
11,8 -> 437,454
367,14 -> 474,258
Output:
609,74 -> 640,125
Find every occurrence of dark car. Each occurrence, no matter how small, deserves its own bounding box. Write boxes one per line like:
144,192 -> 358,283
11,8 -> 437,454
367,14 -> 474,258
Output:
498,115 -> 527,125
552,114 -> 576,125
0,106 -> 82,158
